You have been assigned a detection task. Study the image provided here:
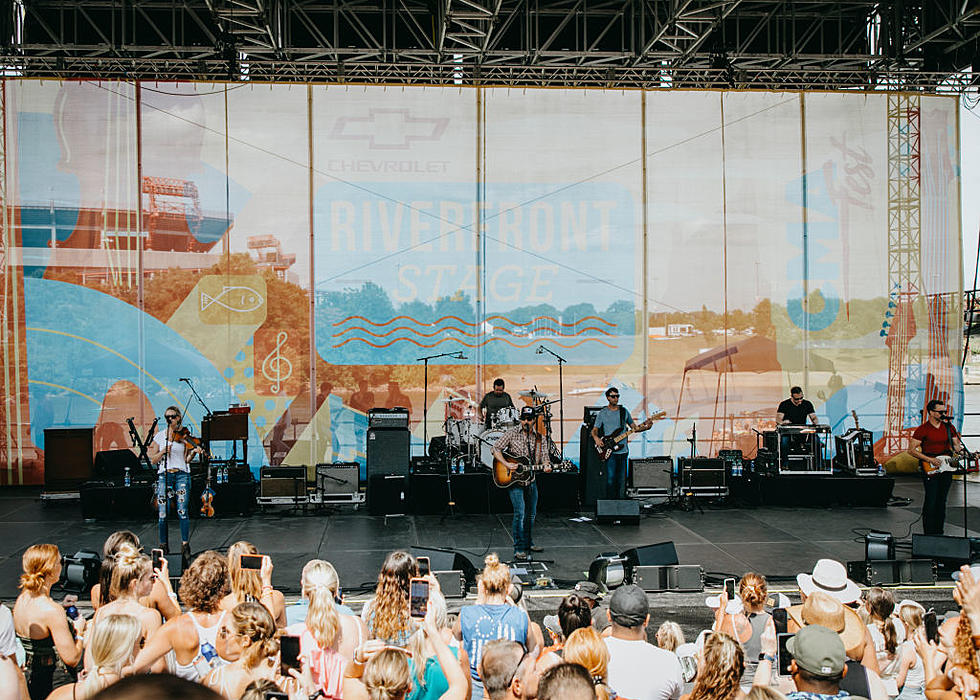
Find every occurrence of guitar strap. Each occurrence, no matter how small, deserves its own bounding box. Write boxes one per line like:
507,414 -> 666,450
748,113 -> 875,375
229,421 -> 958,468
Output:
619,406 -> 626,432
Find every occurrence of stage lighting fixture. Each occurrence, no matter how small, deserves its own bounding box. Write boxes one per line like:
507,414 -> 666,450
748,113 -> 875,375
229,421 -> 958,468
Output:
588,552 -> 629,592
59,550 -> 102,593
865,530 -> 895,561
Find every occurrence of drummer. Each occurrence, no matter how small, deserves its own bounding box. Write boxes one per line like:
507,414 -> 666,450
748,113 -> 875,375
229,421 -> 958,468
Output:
479,378 -> 515,429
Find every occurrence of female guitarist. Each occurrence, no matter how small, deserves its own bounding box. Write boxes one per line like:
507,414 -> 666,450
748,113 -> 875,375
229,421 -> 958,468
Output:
492,406 -> 561,562
909,399 -> 965,535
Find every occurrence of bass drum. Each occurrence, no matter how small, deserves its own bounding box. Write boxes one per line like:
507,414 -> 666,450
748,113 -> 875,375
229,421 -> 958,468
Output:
479,429 -> 505,469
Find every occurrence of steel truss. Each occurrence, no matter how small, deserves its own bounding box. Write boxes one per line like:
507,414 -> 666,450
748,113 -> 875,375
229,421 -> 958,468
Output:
1,1 -> 977,91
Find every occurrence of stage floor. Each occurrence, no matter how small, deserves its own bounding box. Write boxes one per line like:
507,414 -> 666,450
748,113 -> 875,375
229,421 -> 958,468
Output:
3,474 -> 980,603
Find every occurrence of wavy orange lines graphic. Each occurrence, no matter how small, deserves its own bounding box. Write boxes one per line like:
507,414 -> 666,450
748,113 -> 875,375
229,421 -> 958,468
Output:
333,325 -> 613,339
331,337 -> 617,350
332,314 -> 616,328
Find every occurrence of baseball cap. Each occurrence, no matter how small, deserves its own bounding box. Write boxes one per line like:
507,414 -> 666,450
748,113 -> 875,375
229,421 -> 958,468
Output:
787,624 -> 846,677
520,406 -> 536,420
609,584 -> 648,627
573,581 -> 601,601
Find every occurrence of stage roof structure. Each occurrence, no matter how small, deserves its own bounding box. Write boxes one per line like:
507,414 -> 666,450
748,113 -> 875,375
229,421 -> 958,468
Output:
1,1 -> 978,91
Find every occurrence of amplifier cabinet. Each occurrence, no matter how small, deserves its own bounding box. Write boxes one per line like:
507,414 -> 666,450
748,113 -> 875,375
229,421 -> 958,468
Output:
316,462 -> 360,496
629,457 -> 673,496
260,466 -> 307,500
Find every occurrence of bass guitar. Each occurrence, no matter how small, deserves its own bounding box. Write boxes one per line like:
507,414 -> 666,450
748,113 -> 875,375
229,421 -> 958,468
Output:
595,411 -> 666,462
493,453 -> 569,488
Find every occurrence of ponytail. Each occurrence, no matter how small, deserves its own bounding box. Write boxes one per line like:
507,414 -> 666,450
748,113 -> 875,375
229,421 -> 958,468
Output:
19,544 -> 60,594
229,602 -> 278,670
880,618 -> 898,656
302,560 -> 341,650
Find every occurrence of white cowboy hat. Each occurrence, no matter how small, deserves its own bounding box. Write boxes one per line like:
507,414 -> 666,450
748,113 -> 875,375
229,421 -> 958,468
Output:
705,595 -> 744,615
796,559 -> 861,604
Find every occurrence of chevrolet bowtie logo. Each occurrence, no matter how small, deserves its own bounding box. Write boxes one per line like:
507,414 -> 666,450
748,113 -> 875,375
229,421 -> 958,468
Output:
329,109 -> 450,150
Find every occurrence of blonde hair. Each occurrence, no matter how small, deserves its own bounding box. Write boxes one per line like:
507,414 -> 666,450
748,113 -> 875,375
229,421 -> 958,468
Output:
79,614 -> 142,699
564,627 -> 612,700
408,591 -> 448,686
898,603 -> 924,635
688,633 -> 745,700
301,560 -> 341,650
19,544 -> 60,593
657,621 -> 685,652
738,573 -> 768,609
480,553 -> 511,597
229,602 -> 279,670
108,542 -> 151,600
228,541 -> 263,603
363,648 -> 412,700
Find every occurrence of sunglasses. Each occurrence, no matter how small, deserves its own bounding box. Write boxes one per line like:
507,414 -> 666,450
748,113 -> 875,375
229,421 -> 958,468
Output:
165,413 -> 179,420
607,394 -> 619,398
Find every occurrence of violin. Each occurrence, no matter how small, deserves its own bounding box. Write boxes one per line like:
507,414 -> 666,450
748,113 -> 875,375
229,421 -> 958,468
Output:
200,481 -> 215,518
173,427 -> 209,458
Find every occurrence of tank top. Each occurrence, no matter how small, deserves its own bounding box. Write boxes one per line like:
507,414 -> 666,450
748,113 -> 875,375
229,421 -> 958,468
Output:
173,611 -> 226,682
286,623 -> 346,699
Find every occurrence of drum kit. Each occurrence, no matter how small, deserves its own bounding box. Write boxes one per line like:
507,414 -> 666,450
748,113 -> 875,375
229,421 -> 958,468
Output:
436,389 -> 555,472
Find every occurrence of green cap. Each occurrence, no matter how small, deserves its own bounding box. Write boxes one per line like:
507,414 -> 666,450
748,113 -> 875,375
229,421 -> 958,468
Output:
787,624 -> 846,677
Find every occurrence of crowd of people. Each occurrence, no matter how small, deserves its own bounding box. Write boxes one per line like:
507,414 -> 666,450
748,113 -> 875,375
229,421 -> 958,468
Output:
3,535 -> 979,700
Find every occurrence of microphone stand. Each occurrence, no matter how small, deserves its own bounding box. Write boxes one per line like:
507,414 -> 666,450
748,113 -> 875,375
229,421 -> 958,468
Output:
416,351 -> 467,453
180,378 -> 214,417
945,418 -> 971,537
536,346 -> 566,460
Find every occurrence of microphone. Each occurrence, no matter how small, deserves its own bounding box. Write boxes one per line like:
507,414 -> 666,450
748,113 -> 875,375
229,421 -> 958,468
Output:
536,346 -> 544,354
454,352 -> 467,360
179,377 -> 190,382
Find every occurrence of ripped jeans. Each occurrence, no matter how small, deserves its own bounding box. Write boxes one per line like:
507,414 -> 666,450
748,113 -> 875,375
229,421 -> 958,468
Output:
157,470 -> 190,545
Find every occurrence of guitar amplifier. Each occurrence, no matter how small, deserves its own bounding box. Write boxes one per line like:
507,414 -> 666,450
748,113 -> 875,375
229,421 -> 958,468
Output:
677,457 -> 727,495
259,466 -> 307,501
368,408 -> 410,429
628,457 -> 673,497
316,462 -> 359,496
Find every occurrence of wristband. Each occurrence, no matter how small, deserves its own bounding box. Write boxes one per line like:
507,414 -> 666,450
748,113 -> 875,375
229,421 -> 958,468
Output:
762,654 -> 776,663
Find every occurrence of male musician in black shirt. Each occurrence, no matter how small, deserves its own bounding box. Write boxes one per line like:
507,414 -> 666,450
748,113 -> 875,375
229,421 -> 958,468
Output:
479,378 -> 515,429
776,386 -> 819,425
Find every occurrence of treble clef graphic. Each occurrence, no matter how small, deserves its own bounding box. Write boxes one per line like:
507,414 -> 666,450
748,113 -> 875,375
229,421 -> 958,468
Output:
261,331 -> 293,394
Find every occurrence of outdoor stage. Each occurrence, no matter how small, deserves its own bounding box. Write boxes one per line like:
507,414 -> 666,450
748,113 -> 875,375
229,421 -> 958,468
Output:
3,473 -> 980,605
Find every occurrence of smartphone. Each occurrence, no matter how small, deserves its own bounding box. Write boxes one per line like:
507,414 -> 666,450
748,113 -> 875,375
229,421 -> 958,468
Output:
724,578 -> 736,600
924,609 -> 939,644
240,554 -> 263,570
772,607 -> 788,635
777,632 -> 795,676
417,556 -> 430,577
151,548 -> 165,571
279,635 -> 301,676
409,577 -> 430,619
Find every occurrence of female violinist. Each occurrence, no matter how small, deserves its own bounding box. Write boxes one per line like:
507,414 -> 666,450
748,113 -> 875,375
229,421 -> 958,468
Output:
146,406 -> 202,564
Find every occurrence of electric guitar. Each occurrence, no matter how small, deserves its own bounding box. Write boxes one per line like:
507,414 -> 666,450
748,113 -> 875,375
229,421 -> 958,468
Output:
492,453 -> 571,488
921,454 -> 966,476
595,411 -> 667,462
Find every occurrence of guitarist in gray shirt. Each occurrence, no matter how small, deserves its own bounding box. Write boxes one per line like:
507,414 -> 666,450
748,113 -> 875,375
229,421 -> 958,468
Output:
591,388 -> 652,499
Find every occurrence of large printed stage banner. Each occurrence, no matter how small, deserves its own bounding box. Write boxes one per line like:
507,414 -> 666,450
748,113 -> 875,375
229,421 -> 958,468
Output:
0,82 -> 961,485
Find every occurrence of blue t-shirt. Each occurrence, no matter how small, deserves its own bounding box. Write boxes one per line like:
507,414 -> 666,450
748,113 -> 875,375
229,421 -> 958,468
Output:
285,599 -> 356,626
593,406 -> 633,454
407,646 -> 460,700
460,604 -> 528,682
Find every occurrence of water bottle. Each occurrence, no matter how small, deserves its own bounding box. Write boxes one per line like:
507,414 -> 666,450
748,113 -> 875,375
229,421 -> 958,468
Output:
124,466 -> 131,487
221,466 -> 228,483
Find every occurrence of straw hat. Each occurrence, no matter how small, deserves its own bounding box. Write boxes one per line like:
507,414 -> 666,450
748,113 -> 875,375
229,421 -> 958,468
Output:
787,590 -> 865,656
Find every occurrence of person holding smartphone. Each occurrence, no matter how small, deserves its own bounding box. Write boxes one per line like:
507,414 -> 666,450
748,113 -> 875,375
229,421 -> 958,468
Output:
220,542 -> 286,629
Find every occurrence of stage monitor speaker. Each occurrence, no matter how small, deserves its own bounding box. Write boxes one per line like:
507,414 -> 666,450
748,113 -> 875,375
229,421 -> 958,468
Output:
369,475 -> 409,515
260,466 -> 306,499
579,425 -> 606,507
595,499 -> 640,525
847,559 -> 935,586
43,428 -> 94,489
433,570 -> 466,598
633,564 -> 704,592
621,541 -> 679,568
94,449 -> 140,482
316,462 -> 359,496
367,428 -> 410,477
912,534 -> 971,566
411,547 -> 478,586
629,457 -> 673,491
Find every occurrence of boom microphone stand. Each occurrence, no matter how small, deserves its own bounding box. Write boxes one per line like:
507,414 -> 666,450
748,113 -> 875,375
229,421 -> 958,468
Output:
416,351 -> 466,455
944,415 -> 972,537
536,346 -> 567,460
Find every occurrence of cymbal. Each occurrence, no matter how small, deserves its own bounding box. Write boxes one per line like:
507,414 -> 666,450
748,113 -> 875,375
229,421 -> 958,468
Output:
519,390 -> 550,399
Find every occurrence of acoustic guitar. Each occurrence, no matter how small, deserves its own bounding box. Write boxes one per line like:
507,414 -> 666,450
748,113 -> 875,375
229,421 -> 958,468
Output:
492,453 -> 571,488
595,411 -> 667,462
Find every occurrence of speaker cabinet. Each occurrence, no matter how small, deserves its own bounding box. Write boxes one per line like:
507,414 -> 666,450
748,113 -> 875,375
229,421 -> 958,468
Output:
260,466 -> 306,499
369,475 -> 409,515
622,541 -> 679,567
44,428 -> 94,489
595,499 -> 640,525
367,428 -> 410,477
629,457 -> 673,494
634,564 -> 703,592
579,425 -> 606,507
912,534 -> 971,566
410,546 -> 478,586
847,559 -> 936,586
316,462 -> 359,495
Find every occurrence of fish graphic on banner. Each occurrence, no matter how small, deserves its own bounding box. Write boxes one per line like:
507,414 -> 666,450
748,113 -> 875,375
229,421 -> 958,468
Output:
197,275 -> 267,326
